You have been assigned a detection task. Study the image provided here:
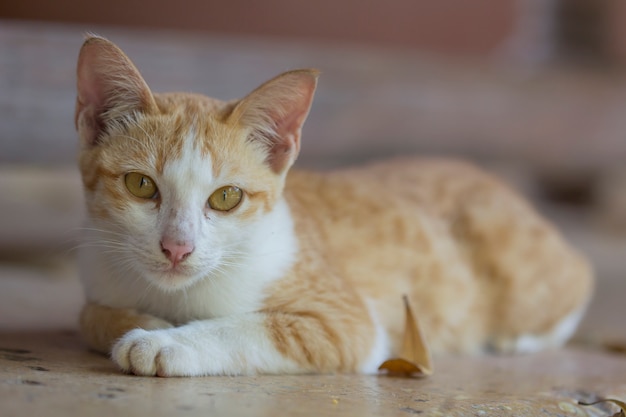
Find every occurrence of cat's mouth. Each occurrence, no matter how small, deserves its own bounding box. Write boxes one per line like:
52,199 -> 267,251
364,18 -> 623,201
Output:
141,252 -> 222,290
147,262 -> 202,290
163,264 -> 190,275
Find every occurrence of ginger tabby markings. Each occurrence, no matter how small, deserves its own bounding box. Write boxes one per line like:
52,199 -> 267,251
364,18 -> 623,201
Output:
75,36 -> 593,376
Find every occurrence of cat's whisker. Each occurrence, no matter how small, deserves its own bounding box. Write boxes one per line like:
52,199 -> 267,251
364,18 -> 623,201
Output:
75,226 -> 128,237
76,240 -> 115,250
78,236 -> 127,245
66,243 -> 128,256
135,280 -> 158,305
110,260 -> 137,277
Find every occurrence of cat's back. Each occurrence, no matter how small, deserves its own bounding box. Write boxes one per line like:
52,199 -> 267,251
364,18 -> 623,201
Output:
285,155 -> 588,279
285,156 -> 523,227
285,157 -> 592,353
284,156 -> 531,281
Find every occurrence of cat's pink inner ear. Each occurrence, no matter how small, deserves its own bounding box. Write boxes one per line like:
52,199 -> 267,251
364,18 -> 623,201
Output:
75,44 -> 109,145
232,69 -> 319,174
75,36 -> 155,146
76,56 -> 103,115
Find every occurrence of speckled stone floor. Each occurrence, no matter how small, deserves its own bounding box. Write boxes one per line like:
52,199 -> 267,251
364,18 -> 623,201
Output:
1,331 -> 625,417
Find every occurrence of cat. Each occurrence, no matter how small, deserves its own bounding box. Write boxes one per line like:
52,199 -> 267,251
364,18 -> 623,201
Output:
75,35 -> 593,377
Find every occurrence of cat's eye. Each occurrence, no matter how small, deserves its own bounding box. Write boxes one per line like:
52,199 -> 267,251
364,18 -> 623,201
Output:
208,186 -> 243,211
125,172 -> 158,199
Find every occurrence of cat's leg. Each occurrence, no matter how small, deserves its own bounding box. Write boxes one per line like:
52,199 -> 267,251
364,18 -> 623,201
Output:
80,303 -> 174,354
454,181 -> 594,354
111,309 -> 385,376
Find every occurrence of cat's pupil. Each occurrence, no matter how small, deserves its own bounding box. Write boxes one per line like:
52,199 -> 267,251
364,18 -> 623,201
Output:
222,190 -> 227,201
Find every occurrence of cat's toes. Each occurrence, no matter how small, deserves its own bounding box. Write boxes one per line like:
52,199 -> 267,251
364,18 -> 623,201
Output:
112,328 -> 156,375
153,344 -> 198,377
112,329 -> 196,376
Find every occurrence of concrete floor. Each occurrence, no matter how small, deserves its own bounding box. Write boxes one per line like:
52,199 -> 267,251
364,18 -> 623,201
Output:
1,21 -> 626,417
1,331 -> 625,417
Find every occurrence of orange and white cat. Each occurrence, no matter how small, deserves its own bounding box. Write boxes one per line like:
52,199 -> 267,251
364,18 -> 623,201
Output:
76,36 -> 593,377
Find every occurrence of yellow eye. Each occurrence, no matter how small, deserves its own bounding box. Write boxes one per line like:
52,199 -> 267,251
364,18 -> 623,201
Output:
208,186 -> 243,211
124,172 -> 158,199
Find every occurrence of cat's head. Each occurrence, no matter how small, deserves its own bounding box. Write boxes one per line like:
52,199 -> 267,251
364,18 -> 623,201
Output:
75,36 -> 318,291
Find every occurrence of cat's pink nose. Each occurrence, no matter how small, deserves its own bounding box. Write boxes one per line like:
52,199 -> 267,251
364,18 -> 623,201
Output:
160,238 -> 194,265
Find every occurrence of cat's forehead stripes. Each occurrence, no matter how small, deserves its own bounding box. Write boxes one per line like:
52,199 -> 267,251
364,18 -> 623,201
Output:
147,95 -> 230,174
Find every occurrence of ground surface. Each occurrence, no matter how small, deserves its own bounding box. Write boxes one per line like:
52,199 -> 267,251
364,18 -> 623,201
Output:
1,331 -> 625,417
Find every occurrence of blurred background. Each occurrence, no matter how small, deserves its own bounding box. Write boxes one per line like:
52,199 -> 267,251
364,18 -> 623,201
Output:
0,0 -> 624,343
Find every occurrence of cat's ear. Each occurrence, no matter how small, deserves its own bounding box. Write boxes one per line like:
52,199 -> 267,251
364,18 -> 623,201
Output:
229,69 -> 319,174
75,35 -> 157,146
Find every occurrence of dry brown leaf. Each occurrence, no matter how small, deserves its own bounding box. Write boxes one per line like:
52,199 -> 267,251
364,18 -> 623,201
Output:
378,295 -> 433,377
579,399 -> 626,417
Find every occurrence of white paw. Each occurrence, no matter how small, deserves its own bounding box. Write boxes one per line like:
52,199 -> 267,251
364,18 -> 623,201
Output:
111,329 -> 200,376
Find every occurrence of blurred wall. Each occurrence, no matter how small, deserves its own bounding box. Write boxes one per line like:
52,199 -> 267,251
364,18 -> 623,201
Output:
1,0 -> 518,56
3,0 -> 625,65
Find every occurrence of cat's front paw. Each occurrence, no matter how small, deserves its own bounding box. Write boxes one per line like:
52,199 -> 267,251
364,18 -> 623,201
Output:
112,329 -> 200,376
